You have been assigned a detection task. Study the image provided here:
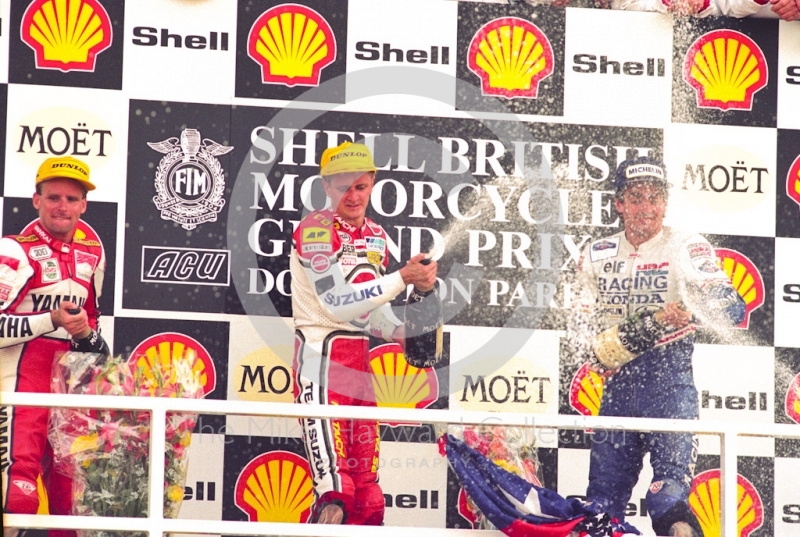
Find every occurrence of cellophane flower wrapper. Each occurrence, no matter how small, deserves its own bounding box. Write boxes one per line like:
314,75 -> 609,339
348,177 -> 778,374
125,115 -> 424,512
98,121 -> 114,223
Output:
48,351 -> 204,537
439,424 -> 542,530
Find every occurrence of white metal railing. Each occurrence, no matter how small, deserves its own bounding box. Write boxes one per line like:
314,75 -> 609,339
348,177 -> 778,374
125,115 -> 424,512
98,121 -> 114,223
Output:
3,391 -> 799,536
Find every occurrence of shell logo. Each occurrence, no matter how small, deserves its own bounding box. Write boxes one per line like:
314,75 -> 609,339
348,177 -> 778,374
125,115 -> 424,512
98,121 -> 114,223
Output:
688,469 -> 763,537
129,333 -> 217,396
234,451 -> 314,523
467,17 -> 554,99
21,0 -> 113,73
714,248 -> 764,330
786,154 -> 800,211
569,362 -> 604,416
370,342 -> 438,409
682,30 -> 768,111
247,4 -> 336,87
784,372 -> 800,424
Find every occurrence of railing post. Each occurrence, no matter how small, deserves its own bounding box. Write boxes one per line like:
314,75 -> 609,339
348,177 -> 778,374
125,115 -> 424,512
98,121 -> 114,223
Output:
148,405 -> 167,537
720,432 -> 738,537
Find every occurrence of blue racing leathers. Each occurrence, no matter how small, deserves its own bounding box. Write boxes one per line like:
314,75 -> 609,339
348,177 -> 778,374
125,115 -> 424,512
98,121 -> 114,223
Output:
569,227 -> 745,532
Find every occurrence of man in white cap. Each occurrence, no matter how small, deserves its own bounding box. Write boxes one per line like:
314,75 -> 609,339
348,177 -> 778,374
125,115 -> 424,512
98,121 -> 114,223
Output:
1,156 -> 108,535
290,141 -> 437,525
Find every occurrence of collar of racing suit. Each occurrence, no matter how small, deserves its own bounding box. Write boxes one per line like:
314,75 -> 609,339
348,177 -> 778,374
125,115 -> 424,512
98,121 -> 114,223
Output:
32,222 -> 71,254
624,227 -> 664,253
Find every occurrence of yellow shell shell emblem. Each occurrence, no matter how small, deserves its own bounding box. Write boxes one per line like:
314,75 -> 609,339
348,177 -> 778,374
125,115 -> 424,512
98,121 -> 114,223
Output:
370,343 -> 438,409
234,451 -> 313,523
787,154 -> 800,210
682,30 -> 768,111
129,332 -> 216,396
569,362 -> 604,416
467,17 -> 554,99
714,248 -> 764,329
784,372 -> 800,424
247,4 -> 336,87
688,469 -> 763,537
21,0 -> 113,73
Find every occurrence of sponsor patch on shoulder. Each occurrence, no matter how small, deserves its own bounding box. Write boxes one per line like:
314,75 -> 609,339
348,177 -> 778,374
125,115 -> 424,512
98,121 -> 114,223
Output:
310,254 -> 331,273
301,243 -> 332,255
589,237 -> 620,262
366,237 -> 385,251
687,242 -> 712,259
29,245 -> 51,260
16,234 -> 37,243
0,283 -> 11,301
39,259 -> 61,283
302,227 -> 331,243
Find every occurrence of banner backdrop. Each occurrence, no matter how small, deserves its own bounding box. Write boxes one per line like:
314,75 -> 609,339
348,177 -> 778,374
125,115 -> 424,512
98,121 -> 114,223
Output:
1,0 -> 799,535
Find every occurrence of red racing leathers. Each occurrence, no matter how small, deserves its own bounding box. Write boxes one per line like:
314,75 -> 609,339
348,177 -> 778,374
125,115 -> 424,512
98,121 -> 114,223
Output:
291,210 -> 405,525
0,219 -> 105,525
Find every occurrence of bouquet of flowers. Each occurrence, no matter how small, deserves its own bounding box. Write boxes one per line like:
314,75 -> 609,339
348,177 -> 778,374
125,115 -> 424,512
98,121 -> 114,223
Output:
48,351 -> 204,537
447,424 -> 542,529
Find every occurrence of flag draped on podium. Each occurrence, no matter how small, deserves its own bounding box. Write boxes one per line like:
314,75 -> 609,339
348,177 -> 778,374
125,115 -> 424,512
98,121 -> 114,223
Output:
445,435 -> 640,537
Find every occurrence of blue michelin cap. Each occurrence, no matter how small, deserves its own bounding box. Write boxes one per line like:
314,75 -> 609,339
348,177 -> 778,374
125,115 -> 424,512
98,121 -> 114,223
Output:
614,156 -> 669,194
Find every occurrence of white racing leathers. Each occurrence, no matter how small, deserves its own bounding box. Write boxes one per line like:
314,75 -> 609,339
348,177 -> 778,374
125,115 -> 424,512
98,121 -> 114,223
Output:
569,226 -> 744,533
290,210 -> 405,525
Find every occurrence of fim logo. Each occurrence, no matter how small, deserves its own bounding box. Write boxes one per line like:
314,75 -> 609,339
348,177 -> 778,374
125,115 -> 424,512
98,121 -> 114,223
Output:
141,246 -> 230,286
370,342 -> 438,409
715,248 -> 764,330
234,451 -> 314,522
784,371 -> 800,424
148,128 -> 233,231
787,153 -> 800,213
682,30 -> 768,112
247,4 -> 336,87
689,469 -> 763,537
129,332 -> 217,396
21,0 -> 113,72
467,17 -> 554,99
569,362 -> 604,416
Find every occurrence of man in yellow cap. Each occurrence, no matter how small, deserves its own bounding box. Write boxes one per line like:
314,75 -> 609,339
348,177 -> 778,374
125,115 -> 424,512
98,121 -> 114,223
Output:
1,156 -> 108,534
290,142 -> 437,526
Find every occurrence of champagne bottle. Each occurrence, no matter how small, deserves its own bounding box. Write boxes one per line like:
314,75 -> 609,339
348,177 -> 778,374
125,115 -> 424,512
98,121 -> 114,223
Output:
404,281 -> 443,368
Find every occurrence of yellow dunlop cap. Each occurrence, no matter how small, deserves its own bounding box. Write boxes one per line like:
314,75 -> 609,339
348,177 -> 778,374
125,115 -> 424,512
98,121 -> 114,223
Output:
320,142 -> 376,177
36,156 -> 95,191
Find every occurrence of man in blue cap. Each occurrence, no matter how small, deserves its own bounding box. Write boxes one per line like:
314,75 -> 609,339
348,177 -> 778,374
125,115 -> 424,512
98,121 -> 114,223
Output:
568,156 -> 746,537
